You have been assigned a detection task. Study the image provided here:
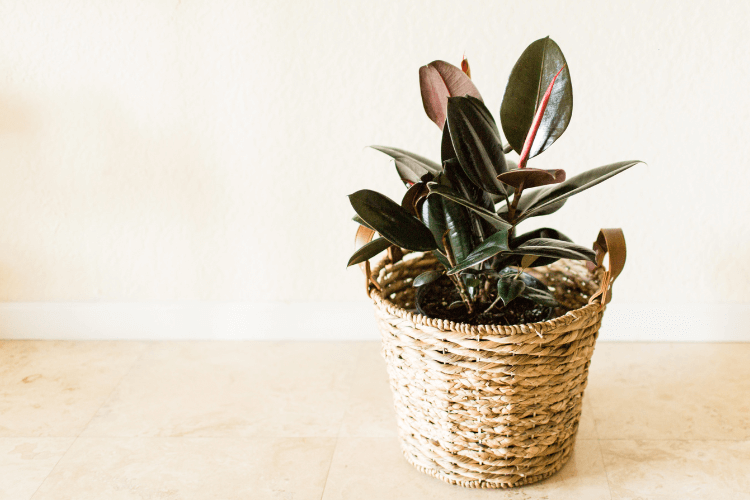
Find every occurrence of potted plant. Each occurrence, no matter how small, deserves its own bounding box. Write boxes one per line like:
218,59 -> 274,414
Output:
347,37 -> 641,488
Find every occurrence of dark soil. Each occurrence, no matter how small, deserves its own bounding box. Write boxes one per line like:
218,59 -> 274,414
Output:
415,275 -> 565,326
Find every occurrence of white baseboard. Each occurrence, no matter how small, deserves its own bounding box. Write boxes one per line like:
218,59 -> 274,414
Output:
0,301 -> 747,341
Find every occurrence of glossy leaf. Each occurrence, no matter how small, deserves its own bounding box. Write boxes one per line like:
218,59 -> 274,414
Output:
420,194 -> 473,263
348,190 -> 437,251
427,183 -> 512,230
432,249 -> 450,269
496,168 -> 565,189
369,146 -> 441,186
446,96 -> 509,195
401,181 -> 429,217
413,270 -> 444,287
503,228 -> 573,267
440,123 -> 457,164
506,238 -> 596,263
497,277 -> 526,306
500,37 -> 573,157
419,60 -> 483,130
352,214 -> 374,230
347,237 -> 392,267
443,158 -> 497,241
521,286 -> 559,307
448,228 -> 510,275
515,161 -> 642,222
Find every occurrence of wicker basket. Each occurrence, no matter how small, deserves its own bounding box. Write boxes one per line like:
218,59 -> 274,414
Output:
361,229 -> 625,489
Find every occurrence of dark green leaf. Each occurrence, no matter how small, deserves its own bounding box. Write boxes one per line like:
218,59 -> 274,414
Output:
419,60 -> 483,130
413,270 -> 443,287
515,161 -> 642,221
441,123 -> 457,164
521,286 -> 559,307
446,96 -> 509,195
427,183 -> 512,230
500,37 -> 573,157
497,277 -> 526,306
348,190 -> 437,251
448,229 -> 510,275
504,228 -> 573,267
506,238 -> 596,262
352,214 -> 374,230
443,158 -> 497,241
496,168 -> 565,189
420,194 -> 473,263
401,181 -> 429,217
432,249 -> 450,269
346,237 -> 392,267
369,146 -> 441,186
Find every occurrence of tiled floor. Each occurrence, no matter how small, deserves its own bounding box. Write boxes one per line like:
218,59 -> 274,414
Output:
1,341 -> 749,499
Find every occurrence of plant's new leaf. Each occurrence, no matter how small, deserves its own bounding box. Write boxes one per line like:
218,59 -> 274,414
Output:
507,238 -> 596,262
448,229 -> 510,275
413,270 -> 443,287
496,168 -> 565,189
348,190 -> 437,251
497,277 -> 526,306
347,237 -> 392,267
427,183 -> 512,230
516,161 -> 642,221
446,96 -> 509,195
419,60 -> 483,130
369,146 -> 441,186
352,214 -> 374,230
500,37 -> 573,157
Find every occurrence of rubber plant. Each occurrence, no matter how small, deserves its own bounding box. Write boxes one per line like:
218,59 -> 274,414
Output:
348,37 -> 641,323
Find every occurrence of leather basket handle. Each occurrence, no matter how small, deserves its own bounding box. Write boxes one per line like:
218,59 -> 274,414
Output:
354,225 -> 404,294
588,228 -> 627,306
354,224 -> 381,294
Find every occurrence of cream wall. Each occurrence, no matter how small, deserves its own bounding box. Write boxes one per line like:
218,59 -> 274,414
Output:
0,0 -> 748,309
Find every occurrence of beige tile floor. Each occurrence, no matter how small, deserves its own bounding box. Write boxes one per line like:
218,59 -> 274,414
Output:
1,340 -> 749,499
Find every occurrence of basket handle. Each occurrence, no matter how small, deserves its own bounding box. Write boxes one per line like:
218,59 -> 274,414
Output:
587,228 -> 627,306
355,224 -> 406,294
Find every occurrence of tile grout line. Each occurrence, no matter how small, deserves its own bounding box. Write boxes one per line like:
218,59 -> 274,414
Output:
27,341 -> 155,500
320,341 -> 367,500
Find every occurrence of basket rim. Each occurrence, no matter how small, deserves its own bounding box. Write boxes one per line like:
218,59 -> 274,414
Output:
369,252 -> 605,338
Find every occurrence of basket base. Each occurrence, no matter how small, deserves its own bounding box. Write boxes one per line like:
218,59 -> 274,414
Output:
399,432 -> 577,489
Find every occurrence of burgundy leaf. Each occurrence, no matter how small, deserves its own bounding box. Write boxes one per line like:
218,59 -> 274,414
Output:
419,60 -> 482,130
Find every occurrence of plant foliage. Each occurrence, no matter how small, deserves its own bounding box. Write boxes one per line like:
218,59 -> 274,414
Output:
348,37 -> 642,323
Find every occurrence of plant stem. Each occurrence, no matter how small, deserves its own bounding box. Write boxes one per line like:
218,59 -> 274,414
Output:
484,295 -> 503,314
442,231 -> 474,314
507,180 -> 525,223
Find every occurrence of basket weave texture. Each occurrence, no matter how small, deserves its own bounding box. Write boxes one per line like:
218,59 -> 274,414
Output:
369,252 -> 605,488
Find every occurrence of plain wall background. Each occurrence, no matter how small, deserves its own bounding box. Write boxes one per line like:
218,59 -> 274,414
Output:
0,0 -> 748,310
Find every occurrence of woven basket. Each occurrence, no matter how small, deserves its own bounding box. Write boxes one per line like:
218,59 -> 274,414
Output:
362,230 -> 624,489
